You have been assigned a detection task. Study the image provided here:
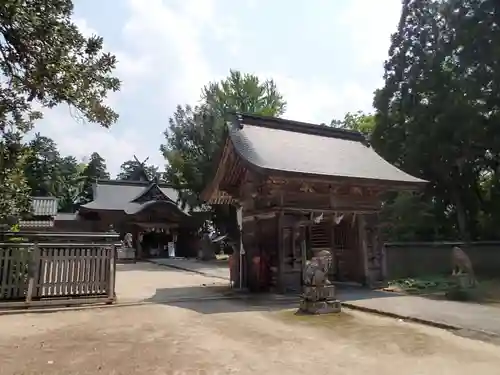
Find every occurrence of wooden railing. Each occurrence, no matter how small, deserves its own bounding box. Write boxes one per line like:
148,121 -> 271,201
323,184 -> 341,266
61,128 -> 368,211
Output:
0,231 -> 119,308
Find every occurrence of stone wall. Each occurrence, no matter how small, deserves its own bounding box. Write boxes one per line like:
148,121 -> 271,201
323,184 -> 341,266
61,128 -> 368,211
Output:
385,241 -> 500,279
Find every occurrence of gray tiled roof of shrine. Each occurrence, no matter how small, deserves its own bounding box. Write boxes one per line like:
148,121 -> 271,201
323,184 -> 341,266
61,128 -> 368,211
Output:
228,113 -> 427,186
80,180 -> 188,215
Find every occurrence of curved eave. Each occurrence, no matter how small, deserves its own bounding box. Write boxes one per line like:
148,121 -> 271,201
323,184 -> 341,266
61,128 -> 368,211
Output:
124,200 -> 191,218
200,136 -> 238,204
78,204 -> 123,213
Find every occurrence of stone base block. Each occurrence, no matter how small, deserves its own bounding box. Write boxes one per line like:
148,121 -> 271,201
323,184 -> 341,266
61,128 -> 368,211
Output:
298,299 -> 341,315
117,247 -> 136,260
451,273 -> 476,289
302,285 -> 336,302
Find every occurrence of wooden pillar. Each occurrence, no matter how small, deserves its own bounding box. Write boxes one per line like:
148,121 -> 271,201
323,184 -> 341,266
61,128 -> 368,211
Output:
300,227 -> 307,287
306,220 -> 312,261
236,205 -> 245,290
372,213 -> 388,284
276,211 -> 285,293
380,241 -> 388,282
330,214 -> 337,280
357,214 -> 370,286
136,227 -> 143,260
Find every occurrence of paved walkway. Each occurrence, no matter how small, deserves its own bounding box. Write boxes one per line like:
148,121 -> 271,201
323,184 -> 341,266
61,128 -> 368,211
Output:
337,288 -> 500,336
149,257 -> 500,337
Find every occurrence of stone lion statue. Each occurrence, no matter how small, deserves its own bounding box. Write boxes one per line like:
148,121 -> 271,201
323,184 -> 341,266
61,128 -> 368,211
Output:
451,246 -> 476,286
302,249 -> 333,286
123,233 -> 133,248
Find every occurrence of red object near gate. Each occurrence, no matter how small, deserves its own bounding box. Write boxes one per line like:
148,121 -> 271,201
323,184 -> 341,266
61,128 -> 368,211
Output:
228,254 -> 235,285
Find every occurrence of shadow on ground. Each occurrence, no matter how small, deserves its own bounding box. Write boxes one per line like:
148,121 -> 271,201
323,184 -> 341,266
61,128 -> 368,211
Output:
148,294 -> 298,314
144,284 -> 299,314
143,284 -> 231,300
150,258 -> 230,274
144,284 -> 401,315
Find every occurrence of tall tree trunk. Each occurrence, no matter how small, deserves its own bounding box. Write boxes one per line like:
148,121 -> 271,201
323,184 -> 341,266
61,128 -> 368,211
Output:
452,189 -> 470,243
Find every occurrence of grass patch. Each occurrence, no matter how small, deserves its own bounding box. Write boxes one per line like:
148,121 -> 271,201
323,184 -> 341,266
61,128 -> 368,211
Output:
387,276 -> 500,305
277,309 -> 355,326
387,275 -> 455,295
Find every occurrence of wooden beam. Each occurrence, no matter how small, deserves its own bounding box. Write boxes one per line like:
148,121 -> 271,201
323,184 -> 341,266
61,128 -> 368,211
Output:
279,207 -> 381,214
265,173 -> 421,191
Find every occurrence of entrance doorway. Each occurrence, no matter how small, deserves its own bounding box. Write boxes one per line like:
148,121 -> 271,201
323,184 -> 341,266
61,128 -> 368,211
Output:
331,215 -> 362,283
309,214 -> 363,284
141,230 -> 172,258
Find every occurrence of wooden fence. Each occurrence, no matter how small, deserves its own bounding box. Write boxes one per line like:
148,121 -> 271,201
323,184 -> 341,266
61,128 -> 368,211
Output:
0,231 -> 119,308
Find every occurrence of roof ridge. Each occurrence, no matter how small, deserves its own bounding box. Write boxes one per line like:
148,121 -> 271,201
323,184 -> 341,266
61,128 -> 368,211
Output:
96,179 -> 176,188
232,112 -> 367,143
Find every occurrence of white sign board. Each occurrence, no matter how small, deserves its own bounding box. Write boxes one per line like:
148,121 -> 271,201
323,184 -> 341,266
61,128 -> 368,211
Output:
168,242 -> 175,258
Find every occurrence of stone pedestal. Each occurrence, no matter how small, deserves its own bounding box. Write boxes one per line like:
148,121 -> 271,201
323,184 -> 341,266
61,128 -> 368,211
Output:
298,285 -> 341,314
117,247 -> 136,262
452,273 -> 475,288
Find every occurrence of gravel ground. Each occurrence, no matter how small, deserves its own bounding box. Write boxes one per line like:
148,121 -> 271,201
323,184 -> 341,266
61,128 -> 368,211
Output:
1,263 -> 500,375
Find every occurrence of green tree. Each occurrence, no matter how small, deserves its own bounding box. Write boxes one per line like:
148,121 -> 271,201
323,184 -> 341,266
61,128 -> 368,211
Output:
78,152 -> 109,205
202,70 -> 286,118
24,133 -> 61,196
330,111 -> 376,138
162,70 -> 286,208
55,156 -> 84,212
0,0 -> 120,129
162,70 -> 286,234
24,134 -> 85,211
0,132 -> 31,223
329,110 -> 441,241
371,0 -> 500,241
0,0 -> 120,222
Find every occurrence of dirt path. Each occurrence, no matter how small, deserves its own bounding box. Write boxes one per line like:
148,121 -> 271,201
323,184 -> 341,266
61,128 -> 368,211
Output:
2,265 -> 500,374
114,262 -> 230,303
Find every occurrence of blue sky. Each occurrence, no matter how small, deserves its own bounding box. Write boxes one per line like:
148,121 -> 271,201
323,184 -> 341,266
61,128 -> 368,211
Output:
36,0 -> 402,176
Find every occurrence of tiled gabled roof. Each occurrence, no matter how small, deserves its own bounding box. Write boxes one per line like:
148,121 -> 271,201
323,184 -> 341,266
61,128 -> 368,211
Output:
227,113 -> 427,186
80,180 -> 189,217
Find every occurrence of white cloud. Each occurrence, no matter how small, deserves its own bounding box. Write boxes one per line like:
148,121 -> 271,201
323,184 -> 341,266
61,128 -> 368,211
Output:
338,0 -> 401,66
73,17 -> 152,91
40,108 -> 140,172
259,72 -> 375,124
31,16 -> 157,176
29,0 -> 401,176
267,1 -> 400,123
123,0 -> 218,106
